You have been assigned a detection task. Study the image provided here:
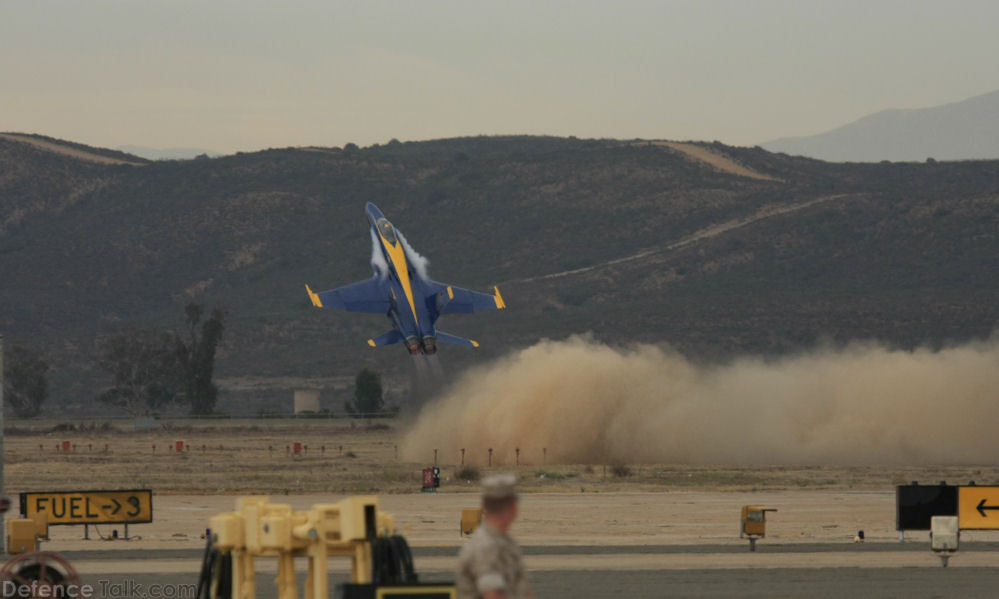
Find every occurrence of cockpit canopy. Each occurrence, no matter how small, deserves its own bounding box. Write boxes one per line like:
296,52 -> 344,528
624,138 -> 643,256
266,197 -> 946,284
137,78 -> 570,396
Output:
377,218 -> 397,244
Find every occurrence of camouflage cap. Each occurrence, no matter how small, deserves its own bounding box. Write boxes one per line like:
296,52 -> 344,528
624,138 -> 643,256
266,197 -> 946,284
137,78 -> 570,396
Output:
481,474 -> 518,500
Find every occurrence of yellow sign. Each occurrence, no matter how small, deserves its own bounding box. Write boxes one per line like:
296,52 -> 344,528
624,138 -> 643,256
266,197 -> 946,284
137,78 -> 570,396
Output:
958,486 -> 999,530
20,489 -> 152,525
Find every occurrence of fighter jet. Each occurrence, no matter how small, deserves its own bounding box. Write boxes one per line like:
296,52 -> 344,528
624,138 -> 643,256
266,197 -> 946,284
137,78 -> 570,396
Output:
305,203 -> 506,355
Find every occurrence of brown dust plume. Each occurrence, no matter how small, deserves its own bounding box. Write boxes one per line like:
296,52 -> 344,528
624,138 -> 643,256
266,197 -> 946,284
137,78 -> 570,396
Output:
402,335 -> 999,466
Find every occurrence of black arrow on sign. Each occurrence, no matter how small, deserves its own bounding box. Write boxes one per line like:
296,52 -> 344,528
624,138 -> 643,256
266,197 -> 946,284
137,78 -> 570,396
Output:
976,499 -> 999,518
101,498 -> 122,515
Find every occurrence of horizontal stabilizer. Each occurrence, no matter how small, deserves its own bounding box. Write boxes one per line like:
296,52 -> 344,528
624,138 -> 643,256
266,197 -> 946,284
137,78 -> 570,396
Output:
368,330 -> 405,347
436,331 -> 480,348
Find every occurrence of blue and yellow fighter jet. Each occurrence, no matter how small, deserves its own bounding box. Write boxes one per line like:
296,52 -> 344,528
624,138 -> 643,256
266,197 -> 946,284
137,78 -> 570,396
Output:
305,203 -> 506,355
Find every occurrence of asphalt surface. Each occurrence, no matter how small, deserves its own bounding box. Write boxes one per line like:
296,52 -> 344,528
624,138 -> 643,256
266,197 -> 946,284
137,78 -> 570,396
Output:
27,544 -> 999,598
54,541 -> 999,559
67,568 -> 999,599
527,568 -> 999,598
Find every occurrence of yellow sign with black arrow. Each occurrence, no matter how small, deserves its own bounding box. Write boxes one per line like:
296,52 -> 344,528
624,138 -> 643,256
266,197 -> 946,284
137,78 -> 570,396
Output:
20,489 -> 152,525
957,486 -> 999,530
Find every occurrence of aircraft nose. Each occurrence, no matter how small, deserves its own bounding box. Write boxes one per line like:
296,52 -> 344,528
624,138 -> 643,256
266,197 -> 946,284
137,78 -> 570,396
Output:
365,202 -> 383,221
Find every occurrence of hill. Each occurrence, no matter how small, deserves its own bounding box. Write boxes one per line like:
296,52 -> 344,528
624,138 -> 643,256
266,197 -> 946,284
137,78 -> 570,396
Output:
1,133 -> 997,415
117,145 -> 220,161
0,133 -> 147,165
762,89 -> 999,162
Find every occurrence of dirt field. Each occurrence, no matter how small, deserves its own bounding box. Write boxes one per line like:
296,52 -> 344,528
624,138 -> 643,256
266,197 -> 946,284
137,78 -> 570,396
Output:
6,419 -> 994,496
26,490 -> 939,551
640,140 -> 779,181
9,420 -> 999,597
10,418 -> 999,553
5,420 -> 993,496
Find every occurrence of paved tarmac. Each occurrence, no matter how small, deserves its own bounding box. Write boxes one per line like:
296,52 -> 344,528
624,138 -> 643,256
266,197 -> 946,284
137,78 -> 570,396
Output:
66,567 -> 999,599
528,568 -> 999,598
32,544 -> 999,599
54,540 -> 999,559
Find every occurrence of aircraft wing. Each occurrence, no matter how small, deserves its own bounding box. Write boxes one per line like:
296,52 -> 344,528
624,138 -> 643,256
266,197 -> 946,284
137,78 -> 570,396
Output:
430,282 -> 507,315
306,279 -> 391,314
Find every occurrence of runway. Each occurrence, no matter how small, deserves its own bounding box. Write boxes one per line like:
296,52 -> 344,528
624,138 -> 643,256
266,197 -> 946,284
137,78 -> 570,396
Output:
61,563 -> 999,599
44,543 -> 999,599
528,567 -> 999,598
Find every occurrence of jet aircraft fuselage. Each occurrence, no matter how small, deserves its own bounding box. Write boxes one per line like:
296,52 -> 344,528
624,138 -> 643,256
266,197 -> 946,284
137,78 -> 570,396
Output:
306,203 -> 505,355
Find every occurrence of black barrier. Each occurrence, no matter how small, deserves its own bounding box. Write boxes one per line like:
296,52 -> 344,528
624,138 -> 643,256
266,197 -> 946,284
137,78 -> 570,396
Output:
337,584 -> 455,599
896,484 -> 958,531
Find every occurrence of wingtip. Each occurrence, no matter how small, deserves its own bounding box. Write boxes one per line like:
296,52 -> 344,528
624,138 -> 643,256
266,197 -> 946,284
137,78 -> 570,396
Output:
471,340 -> 480,348
305,284 -> 323,308
367,339 -> 376,347
493,286 -> 507,309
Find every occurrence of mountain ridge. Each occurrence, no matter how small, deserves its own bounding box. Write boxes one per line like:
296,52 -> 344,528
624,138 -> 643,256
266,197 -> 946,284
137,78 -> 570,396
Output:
762,89 -> 999,162
117,145 -> 220,161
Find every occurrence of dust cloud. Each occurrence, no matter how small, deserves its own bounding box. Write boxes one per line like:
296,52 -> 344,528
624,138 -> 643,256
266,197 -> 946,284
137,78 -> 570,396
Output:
402,335 -> 999,466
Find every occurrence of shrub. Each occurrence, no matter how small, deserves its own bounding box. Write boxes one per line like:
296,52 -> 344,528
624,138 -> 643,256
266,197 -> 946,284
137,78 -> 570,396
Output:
456,466 -> 480,482
611,464 -> 632,478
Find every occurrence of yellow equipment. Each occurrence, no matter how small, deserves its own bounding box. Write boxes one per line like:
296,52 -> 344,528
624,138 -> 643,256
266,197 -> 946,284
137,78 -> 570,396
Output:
740,505 -> 777,552
7,519 -> 38,554
460,508 -> 482,536
6,511 -> 50,554
201,496 -> 454,599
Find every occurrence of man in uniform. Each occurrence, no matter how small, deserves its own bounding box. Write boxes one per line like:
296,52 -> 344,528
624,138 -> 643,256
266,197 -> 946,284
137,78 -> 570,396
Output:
456,474 -> 534,599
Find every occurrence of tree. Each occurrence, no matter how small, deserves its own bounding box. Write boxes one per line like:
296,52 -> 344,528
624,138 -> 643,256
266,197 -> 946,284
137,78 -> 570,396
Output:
3,344 -> 49,417
176,303 -> 227,415
96,327 -> 180,415
345,368 -> 383,416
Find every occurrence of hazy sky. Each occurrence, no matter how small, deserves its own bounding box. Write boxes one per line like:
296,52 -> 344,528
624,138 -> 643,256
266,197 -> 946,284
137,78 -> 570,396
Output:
3,0 -> 998,154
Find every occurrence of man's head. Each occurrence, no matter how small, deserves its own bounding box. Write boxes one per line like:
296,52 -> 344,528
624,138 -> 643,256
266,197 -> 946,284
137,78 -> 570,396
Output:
481,474 -> 518,532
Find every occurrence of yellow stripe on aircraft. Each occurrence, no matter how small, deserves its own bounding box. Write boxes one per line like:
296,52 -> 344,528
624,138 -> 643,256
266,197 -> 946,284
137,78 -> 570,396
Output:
378,232 -> 420,324
305,284 -> 323,308
493,286 -> 507,309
